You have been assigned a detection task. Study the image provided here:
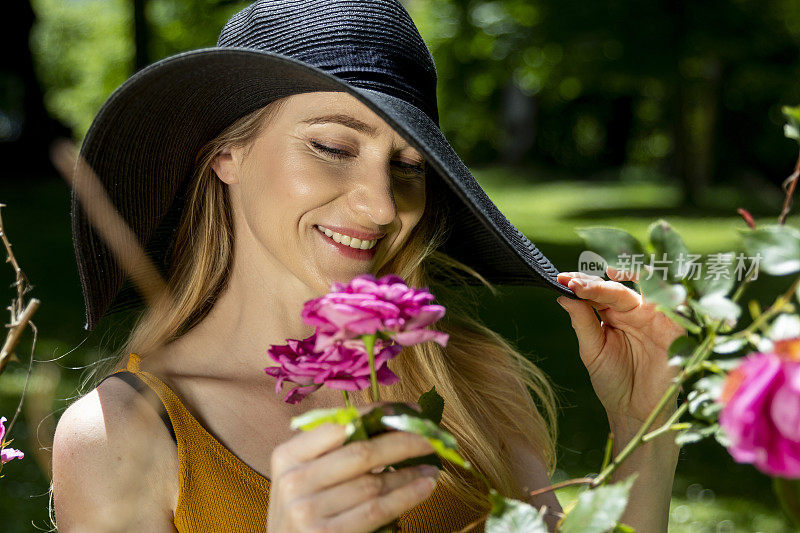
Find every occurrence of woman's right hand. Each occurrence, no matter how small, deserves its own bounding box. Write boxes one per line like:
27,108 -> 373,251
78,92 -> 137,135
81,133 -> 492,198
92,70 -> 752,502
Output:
266,422 -> 440,533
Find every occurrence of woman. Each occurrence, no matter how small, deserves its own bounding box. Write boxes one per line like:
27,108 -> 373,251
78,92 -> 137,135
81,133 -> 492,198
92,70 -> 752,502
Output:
51,1 -> 683,531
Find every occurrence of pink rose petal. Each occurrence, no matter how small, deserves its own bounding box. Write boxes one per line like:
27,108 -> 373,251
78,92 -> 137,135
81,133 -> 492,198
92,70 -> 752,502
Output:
720,351 -> 800,478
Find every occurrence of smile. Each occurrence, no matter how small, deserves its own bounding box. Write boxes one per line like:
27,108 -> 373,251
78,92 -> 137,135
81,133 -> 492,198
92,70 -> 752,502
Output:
316,225 -> 379,250
317,226 -> 380,261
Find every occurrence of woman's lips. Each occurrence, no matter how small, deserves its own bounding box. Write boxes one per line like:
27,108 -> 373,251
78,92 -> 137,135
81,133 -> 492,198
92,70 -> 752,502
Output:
316,228 -> 378,260
317,224 -> 385,241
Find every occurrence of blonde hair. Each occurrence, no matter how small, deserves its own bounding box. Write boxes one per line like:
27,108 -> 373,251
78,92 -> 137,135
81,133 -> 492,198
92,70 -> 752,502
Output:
75,97 -> 561,513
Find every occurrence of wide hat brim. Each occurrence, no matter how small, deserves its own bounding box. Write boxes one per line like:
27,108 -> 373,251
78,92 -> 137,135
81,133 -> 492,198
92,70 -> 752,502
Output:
72,47 -> 578,331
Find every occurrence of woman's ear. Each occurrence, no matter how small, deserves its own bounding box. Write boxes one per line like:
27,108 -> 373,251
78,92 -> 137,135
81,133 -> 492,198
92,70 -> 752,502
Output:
211,147 -> 239,185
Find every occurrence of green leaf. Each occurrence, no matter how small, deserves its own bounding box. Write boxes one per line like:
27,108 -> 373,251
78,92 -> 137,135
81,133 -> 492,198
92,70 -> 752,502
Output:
612,523 -> 635,533
559,475 -> 637,533
667,335 -> 699,367
710,357 -> 744,371
488,488 -> 506,515
714,424 -> 732,448
687,390 -> 722,422
639,275 -> 687,310
712,336 -> 747,354
658,306 -> 701,334
675,423 -> 719,445
648,219 -> 691,281
693,293 -> 741,324
418,386 -> 445,425
768,314 -> 800,341
773,476 -> 800,528
380,413 -> 470,468
694,374 -> 726,399
290,406 -> 360,432
334,404 -> 449,470
690,252 -> 737,298
345,402 -> 441,443
783,105 -> 800,123
740,225 -> 800,276
783,105 -> 800,144
486,493 -> 549,533
575,227 -> 645,270
701,357 -> 744,374
349,405 -> 389,442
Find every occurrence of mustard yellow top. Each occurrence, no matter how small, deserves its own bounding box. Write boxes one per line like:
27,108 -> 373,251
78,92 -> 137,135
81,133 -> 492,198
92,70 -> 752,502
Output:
115,353 -> 486,532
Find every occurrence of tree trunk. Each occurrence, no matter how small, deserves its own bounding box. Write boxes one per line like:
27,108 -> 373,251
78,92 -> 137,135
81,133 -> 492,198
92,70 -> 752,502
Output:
499,80 -> 538,167
133,0 -> 151,71
0,0 -> 71,176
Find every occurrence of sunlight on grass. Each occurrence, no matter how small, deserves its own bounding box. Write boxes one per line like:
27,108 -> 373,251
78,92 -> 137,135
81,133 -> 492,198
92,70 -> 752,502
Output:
473,169 -> 800,254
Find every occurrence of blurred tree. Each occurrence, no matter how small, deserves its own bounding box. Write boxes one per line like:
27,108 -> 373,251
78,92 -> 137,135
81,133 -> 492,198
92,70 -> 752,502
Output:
0,0 -> 71,176
407,0 -> 800,205
21,0 -> 800,202
29,0 -> 248,140
134,0 -> 152,70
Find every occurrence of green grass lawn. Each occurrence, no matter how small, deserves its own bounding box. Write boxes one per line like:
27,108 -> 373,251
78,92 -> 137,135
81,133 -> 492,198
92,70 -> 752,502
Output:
1,168 -> 798,531
473,165 -> 800,254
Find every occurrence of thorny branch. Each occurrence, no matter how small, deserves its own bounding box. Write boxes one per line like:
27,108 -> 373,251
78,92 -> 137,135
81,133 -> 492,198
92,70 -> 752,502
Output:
0,204 -> 40,439
779,148 -> 800,225
0,205 -> 39,375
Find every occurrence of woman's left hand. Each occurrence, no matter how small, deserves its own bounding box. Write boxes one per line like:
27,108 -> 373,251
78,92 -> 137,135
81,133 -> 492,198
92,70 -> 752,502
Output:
556,266 -> 685,426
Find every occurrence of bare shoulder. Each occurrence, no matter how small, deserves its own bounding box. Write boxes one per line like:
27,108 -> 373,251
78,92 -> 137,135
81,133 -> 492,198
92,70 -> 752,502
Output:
52,375 -> 179,532
506,435 -> 564,532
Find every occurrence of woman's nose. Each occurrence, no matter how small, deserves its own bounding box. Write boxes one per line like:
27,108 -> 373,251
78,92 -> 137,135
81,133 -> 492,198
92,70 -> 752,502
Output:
348,162 -> 398,226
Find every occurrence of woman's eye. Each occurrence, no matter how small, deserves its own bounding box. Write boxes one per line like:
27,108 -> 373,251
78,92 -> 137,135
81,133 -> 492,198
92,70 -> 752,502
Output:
392,160 -> 426,177
310,140 -> 352,160
310,140 -> 424,178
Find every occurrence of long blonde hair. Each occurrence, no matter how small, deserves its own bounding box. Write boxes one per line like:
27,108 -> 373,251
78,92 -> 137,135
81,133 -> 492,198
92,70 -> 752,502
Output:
83,97 -> 561,511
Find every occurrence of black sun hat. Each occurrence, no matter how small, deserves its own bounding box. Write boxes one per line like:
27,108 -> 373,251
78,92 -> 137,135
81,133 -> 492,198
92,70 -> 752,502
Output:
71,0 -> 578,331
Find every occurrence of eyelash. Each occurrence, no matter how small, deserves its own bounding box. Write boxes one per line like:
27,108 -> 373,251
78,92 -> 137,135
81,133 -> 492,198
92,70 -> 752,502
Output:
310,140 -> 426,176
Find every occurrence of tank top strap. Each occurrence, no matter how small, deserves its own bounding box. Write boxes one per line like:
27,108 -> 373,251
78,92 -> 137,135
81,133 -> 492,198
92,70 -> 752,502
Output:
117,353 -> 197,451
118,353 -> 272,493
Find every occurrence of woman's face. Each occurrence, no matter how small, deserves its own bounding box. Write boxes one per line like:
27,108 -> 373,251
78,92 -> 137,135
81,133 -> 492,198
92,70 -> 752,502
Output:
212,92 -> 427,295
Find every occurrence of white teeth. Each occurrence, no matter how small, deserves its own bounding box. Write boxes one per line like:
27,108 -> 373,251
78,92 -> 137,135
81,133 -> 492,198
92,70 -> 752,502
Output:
317,225 -> 378,250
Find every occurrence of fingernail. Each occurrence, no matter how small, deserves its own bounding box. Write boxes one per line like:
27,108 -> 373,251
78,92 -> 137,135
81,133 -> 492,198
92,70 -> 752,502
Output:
556,297 -> 568,309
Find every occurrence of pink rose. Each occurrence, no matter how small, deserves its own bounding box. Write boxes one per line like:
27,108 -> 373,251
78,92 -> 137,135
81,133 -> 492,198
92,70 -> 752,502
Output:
718,338 -> 800,478
301,274 -> 449,352
0,417 -> 24,464
265,332 -> 401,404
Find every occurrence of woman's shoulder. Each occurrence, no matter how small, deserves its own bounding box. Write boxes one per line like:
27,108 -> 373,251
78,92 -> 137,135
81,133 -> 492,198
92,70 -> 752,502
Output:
51,375 -> 179,531
56,371 -> 176,445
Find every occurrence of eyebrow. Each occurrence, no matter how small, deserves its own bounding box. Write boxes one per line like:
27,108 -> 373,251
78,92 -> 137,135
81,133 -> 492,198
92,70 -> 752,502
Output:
300,114 -> 380,138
